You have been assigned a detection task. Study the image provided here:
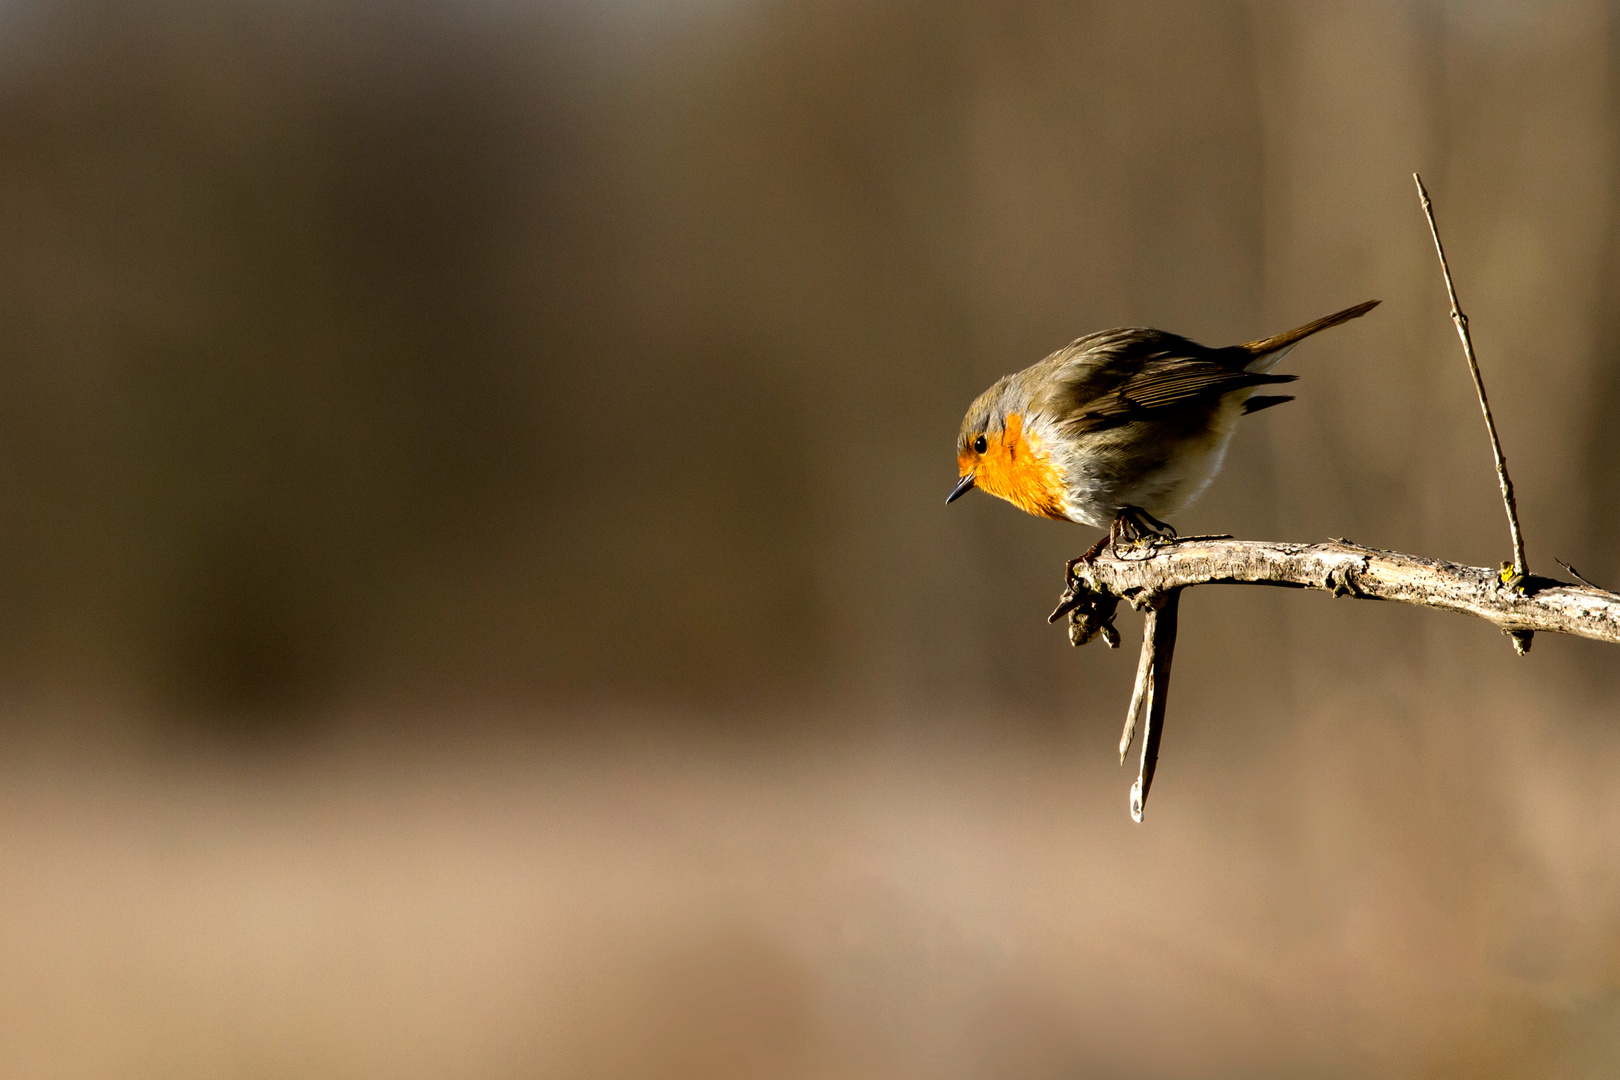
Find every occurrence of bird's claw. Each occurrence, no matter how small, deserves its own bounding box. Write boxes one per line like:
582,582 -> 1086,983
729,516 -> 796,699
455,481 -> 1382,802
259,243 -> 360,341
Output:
1109,506 -> 1177,560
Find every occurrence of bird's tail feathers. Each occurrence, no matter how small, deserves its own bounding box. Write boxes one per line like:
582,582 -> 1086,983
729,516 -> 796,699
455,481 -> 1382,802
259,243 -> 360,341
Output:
1240,299 -> 1380,369
1242,394 -> 1295,415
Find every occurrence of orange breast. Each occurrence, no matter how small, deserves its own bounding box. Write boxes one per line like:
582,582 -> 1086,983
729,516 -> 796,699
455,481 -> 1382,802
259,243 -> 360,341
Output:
965,413 -> 1068,521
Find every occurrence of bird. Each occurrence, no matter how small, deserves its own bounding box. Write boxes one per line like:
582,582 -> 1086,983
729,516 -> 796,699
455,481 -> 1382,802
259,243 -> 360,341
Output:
947,300 -> 1379,549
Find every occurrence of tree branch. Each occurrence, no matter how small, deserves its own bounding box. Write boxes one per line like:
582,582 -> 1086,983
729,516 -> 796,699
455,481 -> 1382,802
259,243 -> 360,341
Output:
1051,537 -> 1620,645
1050,537 -> 1620,818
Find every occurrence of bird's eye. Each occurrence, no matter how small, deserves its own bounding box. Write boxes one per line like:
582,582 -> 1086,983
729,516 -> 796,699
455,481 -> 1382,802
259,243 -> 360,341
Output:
974,434 -> 987,454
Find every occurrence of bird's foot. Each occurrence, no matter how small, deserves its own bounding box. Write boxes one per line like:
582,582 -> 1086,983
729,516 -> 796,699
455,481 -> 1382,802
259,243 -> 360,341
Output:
1110,506 -> 1177,557
1065,533 -> 1113,577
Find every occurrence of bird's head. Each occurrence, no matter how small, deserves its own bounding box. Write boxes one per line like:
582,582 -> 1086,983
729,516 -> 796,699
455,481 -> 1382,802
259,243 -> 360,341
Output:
949,378 -> 1067,520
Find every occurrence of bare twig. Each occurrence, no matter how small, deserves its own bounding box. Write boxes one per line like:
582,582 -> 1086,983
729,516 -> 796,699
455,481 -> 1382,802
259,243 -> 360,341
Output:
1055,537 -> 1620,817
1414,174 -> 1530,590
1556,558 -> 1607,592
1127,590 -> 1179,822
1120,611 -> 1155,763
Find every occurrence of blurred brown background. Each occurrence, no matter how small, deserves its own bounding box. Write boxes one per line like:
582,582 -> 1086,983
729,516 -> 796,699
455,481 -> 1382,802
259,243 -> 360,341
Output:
1,0 -> 1619,1076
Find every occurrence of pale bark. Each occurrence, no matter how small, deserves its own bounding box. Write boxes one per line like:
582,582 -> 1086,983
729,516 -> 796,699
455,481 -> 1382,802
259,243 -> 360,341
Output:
1049,537 -> 1620,819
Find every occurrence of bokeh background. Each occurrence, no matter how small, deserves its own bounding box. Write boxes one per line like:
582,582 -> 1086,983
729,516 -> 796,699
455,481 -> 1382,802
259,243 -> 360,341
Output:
1,0 -> 1619,1075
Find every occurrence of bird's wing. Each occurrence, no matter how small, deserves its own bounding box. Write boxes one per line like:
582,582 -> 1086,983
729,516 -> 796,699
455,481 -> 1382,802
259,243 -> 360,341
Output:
1031,329 -> 1293,433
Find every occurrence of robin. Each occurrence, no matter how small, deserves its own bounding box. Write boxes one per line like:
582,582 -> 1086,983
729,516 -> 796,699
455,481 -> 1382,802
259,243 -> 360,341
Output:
948,300 -> 1379,550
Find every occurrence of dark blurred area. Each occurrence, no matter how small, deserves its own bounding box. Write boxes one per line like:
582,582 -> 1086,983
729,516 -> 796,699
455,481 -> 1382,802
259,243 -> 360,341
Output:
2,0 -> 1620,1076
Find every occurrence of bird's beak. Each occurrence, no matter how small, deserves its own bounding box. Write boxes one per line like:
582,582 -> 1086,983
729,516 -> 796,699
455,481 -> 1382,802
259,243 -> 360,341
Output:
946,472 -> 976,503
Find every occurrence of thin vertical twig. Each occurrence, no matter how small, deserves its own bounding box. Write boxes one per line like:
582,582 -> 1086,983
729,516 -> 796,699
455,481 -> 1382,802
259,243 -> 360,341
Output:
1413,173 -> 1529,585
1128,589 -> 1180,823
1119,609 -> 1155,763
